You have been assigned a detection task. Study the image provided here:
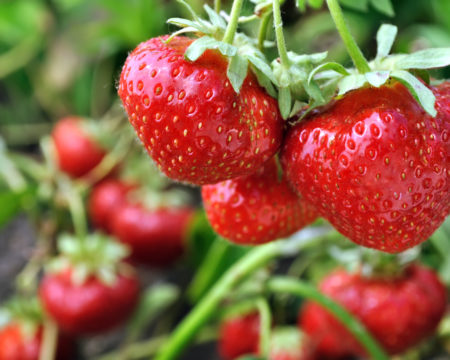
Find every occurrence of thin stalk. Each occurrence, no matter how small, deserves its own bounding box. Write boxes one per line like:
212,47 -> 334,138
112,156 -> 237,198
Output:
267,277 -> 389,360
222,0 -> 245,44
256,298 -> 271,358
60,180 -> 87,239
258,12 -> 272,52
272,0 -> 290,67
214,0 -> 221,13
153,229 -> 327,360
39,319 -> 58,360
326,0 -> 370,73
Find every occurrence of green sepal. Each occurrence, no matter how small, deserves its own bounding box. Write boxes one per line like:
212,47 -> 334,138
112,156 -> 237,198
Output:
369,0 -> 394,17
394,48 -> 450,70
167,18 -> 210,34
308,62 -> 349,84
203,4 -> 227,29
278,87 -> 292,120
365,70 -> 390,87
228,54 -> 249,93
337,74 -> 366,95
185,36 -> 237,61
375,24 -> 397,60
48,232 -> 131,286
390,70 -> 437,116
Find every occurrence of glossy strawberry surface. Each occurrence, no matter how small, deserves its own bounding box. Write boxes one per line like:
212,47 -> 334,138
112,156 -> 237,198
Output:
111,204 -> 194,267
39,269 -> 139,335
88,180 -> 135,233
281,82 -> 449,253
219,312 -> 260,359
202,159 -> 318,245
52,117 -> 105,178
118,36 -> 283,185
0,323 -> 74,360
299,264 -> 447,357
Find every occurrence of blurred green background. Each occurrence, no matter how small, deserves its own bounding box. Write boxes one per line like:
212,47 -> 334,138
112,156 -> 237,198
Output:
1,0 -> 449,148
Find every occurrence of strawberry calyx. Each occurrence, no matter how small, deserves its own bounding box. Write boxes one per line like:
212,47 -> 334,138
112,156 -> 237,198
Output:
269,326 -> 308,359
126,186 -> 192,212
47,232 -> 131,286
0,297 -> 42,339
309,20 -> 450,117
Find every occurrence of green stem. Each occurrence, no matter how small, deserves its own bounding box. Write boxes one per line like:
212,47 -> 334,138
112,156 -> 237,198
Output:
326,0 -> 370,73
214,0 -> 221,13
256,298 -> 271,358
39,319 -> 58,360
154,228 -> 328,360
222,0 -> 245,44
258,12 -> 271,52
272,0 -> 290,67
266,277 -> 389,360
60,180 -> 87,239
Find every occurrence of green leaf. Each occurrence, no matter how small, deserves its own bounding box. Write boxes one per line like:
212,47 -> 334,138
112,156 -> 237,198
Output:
203,4 -> 226,29
127,284 -> 179,340
395,48 -> 450,70
365,71 -> 390,87
391,70 -> 436,117
278,87 -> 292,120
337,74 -> 366,95
339,0 -> 368,12
185,36 -> 237,62
370,0 -> 394,17
308,62 -> 349,84
0,190 -> 22,228
227,55 -> 249,93
296,0 -> 306,12
376,24 -> 397,59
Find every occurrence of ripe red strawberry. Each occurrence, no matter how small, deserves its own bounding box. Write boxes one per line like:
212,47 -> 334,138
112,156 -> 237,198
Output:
52,117 -> 106,178
299,264 -> 447,358
202,159 -> 317,245
219,312 -> 260,359
40,268 -> 139,335
0,323 -> 74,360
88,180 -> 136,233
281,81 -> 450,253
118,36 -> 283,185
111,203 -> 194,267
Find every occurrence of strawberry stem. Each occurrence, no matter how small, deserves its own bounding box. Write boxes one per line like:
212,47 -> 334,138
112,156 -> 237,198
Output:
222,0 -> 245,44
39,318 -> 58,360
214,0 -> 221,13
326,0 -> 370,74
60,179 -> 87,240
267,277 -> 389,360
258,12 -> 271,52
273,0 -> 290,67
256,298 -> 272,358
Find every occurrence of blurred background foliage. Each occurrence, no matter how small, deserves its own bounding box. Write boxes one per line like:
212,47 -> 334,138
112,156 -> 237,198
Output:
1,0 -> 450,147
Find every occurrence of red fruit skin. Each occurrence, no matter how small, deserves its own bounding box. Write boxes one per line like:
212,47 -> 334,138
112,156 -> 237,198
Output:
299,265 -> 447,357
52,117 -> 106,178
202,159 -> 317,244
39,269 -> 139,336
118,36 -> 283,185
281,82 -> 450,253
0,323 -> 74,360
88,180 -> 135,233
219,313 -> 260,360
111,204 -> 194,267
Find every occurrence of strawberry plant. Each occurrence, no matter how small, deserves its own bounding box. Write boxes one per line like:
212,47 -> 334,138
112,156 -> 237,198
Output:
0,0 -> 448,359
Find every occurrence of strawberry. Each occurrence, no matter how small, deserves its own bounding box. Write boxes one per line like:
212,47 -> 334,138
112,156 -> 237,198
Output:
52,117 -> 106,178
202,159 -> 318,245
39,234 -> 140,335
0,323 -> 74,360
299,264 -> 447,358
88,179 -> 136,233
111,203 -> 194,267
118,36 -> 283,185
219,312 -> 260,359
281,81 -> 450,253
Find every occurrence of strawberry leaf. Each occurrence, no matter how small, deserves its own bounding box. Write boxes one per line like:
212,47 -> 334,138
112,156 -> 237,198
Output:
391,70 -> 436,117
278,87 -> 292,119
185,36 -> 237,61
340,0 -> 368,12
338,74 -> 366,95
203,4 -> 226,29
375,24 -> 397,60
308,62 -> 349,84
167,18 -> 210,33
370,0 -> 394,17
395,48 -> 450,69
365,70 -> 390,87
227,54 -> 249,93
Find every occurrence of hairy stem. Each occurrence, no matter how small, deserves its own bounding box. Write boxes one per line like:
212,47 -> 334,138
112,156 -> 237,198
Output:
214,0 -> 221,13
267,277 -> 389,360
272,0 -> 290,67
326,0 -> 370,73
258,12 -> 272,52
222,0 -> 245,44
